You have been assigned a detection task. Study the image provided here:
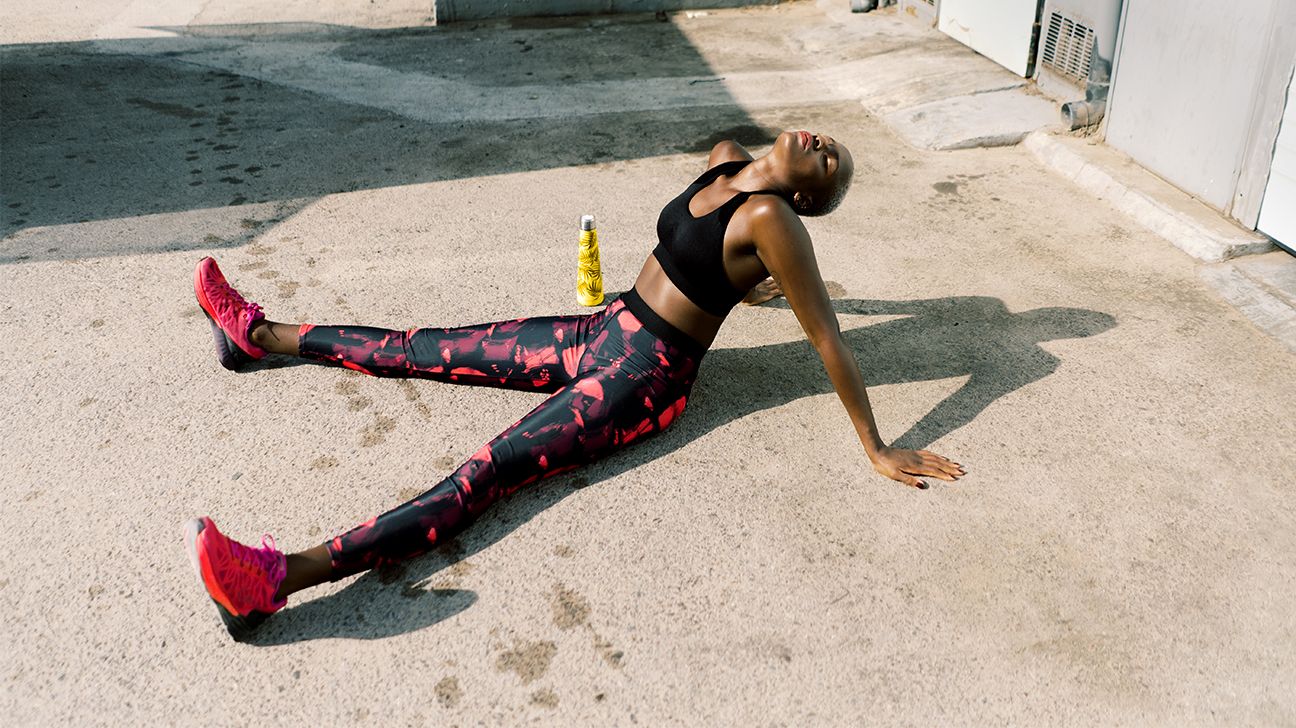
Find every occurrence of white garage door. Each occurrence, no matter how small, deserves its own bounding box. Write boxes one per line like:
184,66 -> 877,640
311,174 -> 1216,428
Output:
1258,74 -> 1296,251
938,0 -> 1041,77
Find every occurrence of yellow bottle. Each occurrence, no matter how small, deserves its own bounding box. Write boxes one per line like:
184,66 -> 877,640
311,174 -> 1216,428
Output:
576,214 -> 605,306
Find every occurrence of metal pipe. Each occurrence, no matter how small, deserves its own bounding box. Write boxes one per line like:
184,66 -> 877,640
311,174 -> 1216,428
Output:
1060,0 -> 1123,130
1061,99 -> 1105,129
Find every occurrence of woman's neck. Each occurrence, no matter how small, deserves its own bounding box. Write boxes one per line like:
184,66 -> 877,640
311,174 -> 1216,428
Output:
736,154 -> 787,195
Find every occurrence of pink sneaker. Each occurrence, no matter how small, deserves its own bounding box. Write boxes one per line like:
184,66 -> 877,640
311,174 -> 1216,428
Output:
194,256 -> 266,369
183,517 -> 287,639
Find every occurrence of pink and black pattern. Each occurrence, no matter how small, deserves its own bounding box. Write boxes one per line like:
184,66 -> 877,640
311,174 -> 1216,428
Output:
298,289 -> 704,578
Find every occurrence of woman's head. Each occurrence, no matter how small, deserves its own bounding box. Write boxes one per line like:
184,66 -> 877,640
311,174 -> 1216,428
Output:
769,130 -> 854,216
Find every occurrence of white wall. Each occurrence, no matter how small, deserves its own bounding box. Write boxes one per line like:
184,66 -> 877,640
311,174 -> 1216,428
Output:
1257,71 -> 1296,248
1105,0 -> 1278,213
938,0 -> 1040,77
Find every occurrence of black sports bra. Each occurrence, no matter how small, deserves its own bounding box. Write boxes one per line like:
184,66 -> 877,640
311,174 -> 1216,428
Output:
652,160 -> 775,317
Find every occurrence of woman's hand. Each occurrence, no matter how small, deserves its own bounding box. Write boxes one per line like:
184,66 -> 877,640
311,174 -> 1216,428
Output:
741,277 -> 783,306
870,446 -> 965,489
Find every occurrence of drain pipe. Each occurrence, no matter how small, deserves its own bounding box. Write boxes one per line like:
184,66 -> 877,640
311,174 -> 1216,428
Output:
1061,0 -> 1124,130
1061,53 -> 1110,129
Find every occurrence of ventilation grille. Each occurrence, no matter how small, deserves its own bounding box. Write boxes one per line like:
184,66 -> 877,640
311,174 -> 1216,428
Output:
923,0 -> 934,5
1041,11 -> 1094,83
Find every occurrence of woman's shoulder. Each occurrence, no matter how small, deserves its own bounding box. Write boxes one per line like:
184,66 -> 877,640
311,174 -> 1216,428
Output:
742,193 -> 799,229
732,192 -> 806,257
706,140 -> 753,168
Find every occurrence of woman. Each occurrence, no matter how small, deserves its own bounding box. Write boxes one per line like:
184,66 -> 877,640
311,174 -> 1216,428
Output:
186,130 -> 965,639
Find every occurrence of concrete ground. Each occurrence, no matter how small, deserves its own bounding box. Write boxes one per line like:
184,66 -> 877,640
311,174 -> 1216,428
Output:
2,1 -> 1294,725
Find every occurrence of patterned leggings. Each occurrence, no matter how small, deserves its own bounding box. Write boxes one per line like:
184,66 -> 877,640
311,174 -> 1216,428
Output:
298,289 -> 705,579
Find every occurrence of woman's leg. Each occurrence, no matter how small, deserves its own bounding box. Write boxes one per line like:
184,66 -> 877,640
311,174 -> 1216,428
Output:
274,312 -> 599,392
249,320 -> 301,356
280,358 -> 694,596
197,253 -> 594,391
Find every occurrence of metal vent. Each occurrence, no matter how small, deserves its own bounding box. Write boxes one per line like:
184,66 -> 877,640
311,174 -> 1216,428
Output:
1041,11 -> 1094,83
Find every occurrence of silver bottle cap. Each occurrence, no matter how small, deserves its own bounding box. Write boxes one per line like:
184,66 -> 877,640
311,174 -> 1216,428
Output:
581,214 -> 595,231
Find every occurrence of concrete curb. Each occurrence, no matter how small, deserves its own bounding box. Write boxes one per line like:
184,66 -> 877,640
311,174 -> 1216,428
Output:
883,88 -> 1060,151
1025,130 -> 1274,263
1199,256 -> 1296,354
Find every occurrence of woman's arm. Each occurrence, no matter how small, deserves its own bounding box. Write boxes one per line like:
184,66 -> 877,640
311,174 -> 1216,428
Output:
748,199 -> 964,488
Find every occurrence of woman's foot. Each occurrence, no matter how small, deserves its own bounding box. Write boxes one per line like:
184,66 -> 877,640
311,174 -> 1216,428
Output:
183,517 -> 287,640
194,256 -> 267,369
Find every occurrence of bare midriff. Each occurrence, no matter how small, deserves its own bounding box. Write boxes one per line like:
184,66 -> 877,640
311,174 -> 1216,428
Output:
630,253 -> 727,350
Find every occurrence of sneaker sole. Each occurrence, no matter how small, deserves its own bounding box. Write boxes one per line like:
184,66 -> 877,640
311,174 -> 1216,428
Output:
183,518 -> 271,641
193,259 -> 260,370
202,309 -> 253,371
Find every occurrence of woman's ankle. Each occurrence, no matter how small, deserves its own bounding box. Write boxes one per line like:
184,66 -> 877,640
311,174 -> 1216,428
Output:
250,320 -> 300,355
249,320 -> 272,348
277,547 -> 333,600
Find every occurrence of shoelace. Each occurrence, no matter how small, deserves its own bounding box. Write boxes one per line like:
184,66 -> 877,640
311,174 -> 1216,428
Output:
227,533 -> 286,585
215,280 -> 262,319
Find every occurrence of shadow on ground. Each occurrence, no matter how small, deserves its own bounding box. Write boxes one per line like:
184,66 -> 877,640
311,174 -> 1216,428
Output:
1,18 -> 776,263
246,293 -> 1115,643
